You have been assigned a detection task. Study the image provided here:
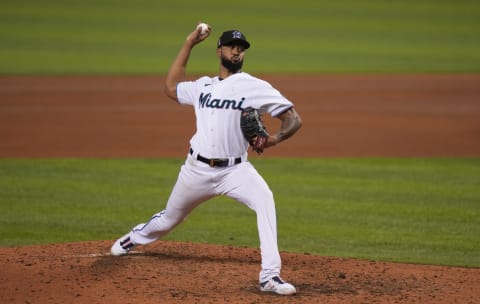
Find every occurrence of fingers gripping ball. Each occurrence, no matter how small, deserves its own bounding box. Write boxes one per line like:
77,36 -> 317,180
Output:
197,23 -> 209,35
240,107 -> 269,154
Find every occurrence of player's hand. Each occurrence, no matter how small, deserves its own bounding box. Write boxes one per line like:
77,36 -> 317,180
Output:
186,23 -> 211,46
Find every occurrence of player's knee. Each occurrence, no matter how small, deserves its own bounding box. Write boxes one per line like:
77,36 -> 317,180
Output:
253,189 -> 275,211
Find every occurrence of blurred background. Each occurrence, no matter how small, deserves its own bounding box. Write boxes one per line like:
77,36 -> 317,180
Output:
1,0 -> 479,75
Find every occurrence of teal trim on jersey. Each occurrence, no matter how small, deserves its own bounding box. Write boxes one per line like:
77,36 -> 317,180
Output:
1,0 -> 479,74
1,158 -> 479,268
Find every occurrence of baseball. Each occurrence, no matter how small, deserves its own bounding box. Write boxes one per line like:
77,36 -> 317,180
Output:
197,23 -> 209,35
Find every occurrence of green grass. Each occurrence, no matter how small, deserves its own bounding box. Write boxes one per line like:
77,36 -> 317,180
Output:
1,0 -> 479,74
1,158 -> 479,268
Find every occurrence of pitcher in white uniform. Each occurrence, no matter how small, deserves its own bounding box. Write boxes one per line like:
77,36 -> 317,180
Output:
111,23 -> 302,296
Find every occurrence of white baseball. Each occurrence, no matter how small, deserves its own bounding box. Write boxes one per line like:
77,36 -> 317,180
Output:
197,23 -> 209,35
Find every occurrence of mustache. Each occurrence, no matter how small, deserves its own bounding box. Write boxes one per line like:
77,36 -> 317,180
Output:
221,56 -> 244,73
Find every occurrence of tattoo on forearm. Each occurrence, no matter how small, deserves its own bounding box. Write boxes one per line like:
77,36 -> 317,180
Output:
277,110 -> 301,142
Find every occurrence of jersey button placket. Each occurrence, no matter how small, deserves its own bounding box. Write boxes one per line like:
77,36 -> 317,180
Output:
209,110 -> 216,150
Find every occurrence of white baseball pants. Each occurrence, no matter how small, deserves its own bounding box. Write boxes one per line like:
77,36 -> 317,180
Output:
128,153 -> 282,283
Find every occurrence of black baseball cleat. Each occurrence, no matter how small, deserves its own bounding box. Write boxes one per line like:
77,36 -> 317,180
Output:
260,276 -> 296,295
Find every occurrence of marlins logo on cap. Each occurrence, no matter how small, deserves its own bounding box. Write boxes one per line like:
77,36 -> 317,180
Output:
217,30 -> 251,49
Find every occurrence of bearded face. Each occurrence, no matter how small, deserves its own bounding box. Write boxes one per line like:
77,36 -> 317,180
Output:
221,54 -> 244,73
218,43 -> 247,74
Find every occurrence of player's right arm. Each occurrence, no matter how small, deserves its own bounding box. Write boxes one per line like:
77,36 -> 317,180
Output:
164,25 -> 211,101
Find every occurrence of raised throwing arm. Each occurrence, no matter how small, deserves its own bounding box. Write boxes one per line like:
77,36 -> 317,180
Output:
164,24 -> 211,101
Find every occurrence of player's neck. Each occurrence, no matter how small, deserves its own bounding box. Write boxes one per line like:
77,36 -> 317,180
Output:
219,69 -> 241,80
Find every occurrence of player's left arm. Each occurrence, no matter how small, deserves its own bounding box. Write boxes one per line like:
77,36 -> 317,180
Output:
265,107 -> 302,148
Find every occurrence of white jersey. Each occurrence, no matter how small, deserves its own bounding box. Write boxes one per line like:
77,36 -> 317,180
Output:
176,72 -> 293,158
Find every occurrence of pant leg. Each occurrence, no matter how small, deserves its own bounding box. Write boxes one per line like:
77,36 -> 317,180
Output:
130,158 -> 216,245
221,162 -> 281,283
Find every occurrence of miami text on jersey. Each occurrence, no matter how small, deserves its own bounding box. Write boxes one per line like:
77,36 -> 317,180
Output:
199,92 -> 245,110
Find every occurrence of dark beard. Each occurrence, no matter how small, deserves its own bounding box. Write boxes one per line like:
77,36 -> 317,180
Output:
221,57 -> 243,73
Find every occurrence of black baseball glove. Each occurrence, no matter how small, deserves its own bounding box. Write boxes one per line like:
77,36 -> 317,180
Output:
240,107 -> 269,154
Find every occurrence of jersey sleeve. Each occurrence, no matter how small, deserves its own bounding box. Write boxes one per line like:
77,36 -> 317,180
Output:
176,81 -> 196,106
251,79 -> 293,117
176,76 -> 213,106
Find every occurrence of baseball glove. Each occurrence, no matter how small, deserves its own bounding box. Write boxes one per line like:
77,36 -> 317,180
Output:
240,107 -> 269,154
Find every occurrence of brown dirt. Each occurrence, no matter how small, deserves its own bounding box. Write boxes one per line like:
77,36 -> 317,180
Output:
1,74 -> 479,158
1,240 -> 479,304
1,75 -> 479,303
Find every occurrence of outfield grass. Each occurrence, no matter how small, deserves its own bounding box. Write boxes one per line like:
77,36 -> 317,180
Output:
1,0 -> 479,74
1,158 -> 479,268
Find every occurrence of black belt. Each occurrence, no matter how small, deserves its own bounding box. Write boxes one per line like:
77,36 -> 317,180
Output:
189,148 -> 241,167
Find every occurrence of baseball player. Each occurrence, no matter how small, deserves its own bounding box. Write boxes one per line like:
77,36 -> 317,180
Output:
111,23 -> 302,296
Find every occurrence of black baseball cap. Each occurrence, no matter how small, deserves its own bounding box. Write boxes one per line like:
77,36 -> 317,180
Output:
217,30 -> 250,49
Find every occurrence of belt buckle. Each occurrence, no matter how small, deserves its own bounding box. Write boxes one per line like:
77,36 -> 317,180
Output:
209,158 -> 224,167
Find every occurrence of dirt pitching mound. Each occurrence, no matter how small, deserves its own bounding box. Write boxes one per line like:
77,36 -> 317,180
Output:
1,240 -> 478,304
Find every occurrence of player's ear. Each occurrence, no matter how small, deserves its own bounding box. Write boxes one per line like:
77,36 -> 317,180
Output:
216,47 -> 221,57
